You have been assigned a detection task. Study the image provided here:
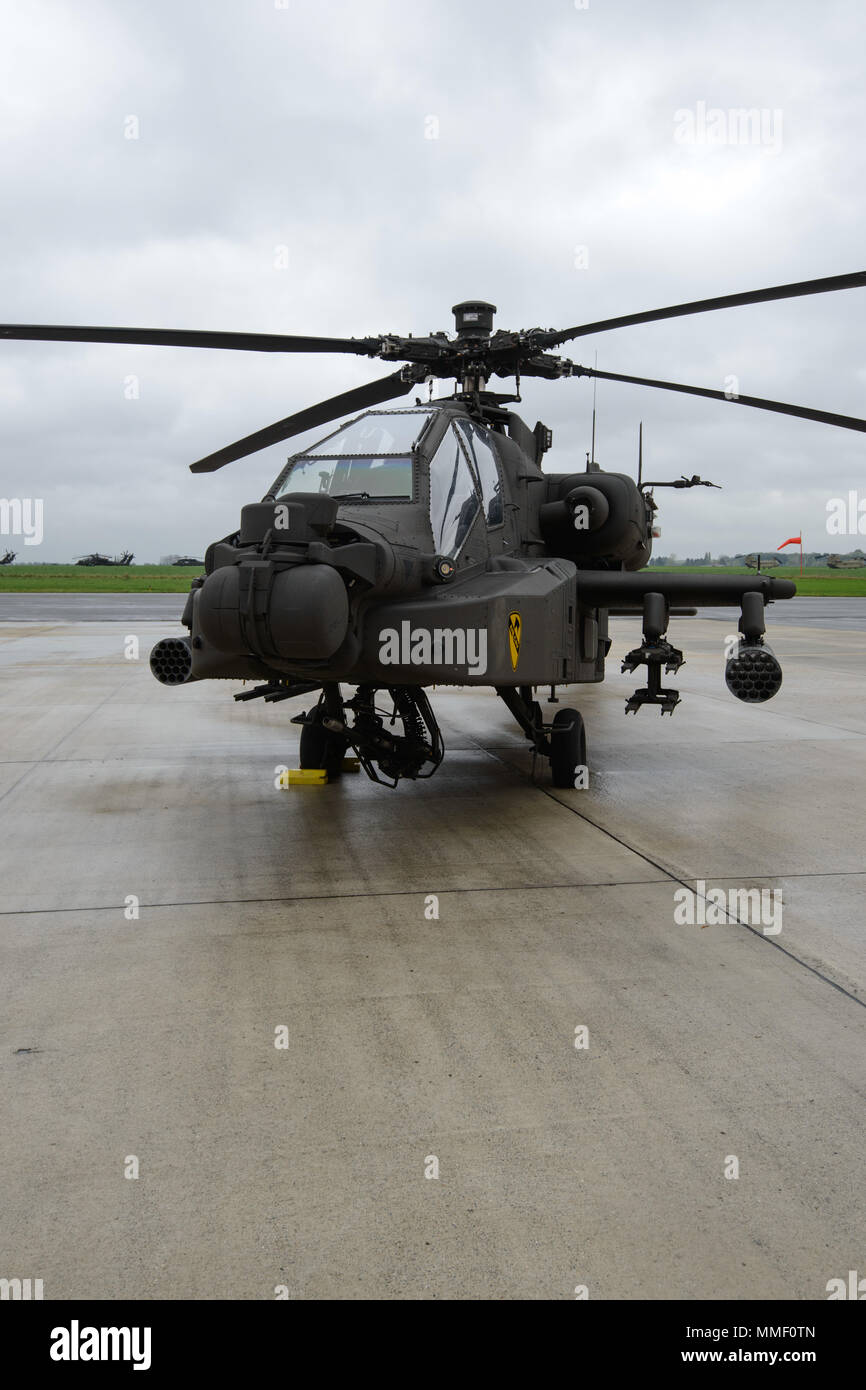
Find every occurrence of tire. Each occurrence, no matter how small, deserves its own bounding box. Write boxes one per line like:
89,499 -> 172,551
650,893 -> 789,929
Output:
299,705 -> 348,778
549,708 -> 587,789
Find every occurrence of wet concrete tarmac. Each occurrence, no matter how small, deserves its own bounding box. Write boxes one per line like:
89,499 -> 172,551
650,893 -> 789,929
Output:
0,606 -> 863,1299
2,591 -> 866,627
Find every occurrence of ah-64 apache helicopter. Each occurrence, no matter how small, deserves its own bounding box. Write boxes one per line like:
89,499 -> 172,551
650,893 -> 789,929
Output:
3,270 -> 865,788
74,551 -> 134,566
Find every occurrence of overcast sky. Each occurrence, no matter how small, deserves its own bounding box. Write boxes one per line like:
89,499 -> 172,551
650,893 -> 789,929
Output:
1,0 -> 864,561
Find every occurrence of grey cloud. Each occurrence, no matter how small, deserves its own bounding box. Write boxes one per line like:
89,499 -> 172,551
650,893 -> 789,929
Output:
0,0 -> 864,560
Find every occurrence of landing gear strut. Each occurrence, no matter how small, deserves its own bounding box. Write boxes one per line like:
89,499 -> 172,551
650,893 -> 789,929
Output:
298,701 -> 348,779
496,685 -> 588,788
293,683 -> 444,788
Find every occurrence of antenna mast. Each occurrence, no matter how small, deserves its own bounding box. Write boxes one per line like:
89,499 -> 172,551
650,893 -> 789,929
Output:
589,351 -> 599,471
637,420 -> 643,487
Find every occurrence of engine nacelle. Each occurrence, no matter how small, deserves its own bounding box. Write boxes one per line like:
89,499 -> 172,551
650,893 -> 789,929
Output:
539,471 -> 651,569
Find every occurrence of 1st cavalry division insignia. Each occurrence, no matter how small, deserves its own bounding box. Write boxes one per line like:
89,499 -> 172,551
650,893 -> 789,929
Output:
508,611 -> 521,671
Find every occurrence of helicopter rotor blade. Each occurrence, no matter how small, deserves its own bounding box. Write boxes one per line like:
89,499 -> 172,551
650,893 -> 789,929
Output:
189,369 -> 417,473
572,365 -> 866,433
0,324 -> 381,355
540,270 -> 866,348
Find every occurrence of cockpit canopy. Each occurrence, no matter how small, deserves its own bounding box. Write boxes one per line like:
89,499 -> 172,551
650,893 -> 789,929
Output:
270,406 -> 505,561
272,409 -> 434,501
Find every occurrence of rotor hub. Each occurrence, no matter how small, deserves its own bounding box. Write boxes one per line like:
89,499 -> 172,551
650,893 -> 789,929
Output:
451,300 -> 497,342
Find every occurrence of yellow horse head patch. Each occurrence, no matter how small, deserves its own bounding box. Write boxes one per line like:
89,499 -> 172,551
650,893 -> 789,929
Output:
508,611 -> 521,670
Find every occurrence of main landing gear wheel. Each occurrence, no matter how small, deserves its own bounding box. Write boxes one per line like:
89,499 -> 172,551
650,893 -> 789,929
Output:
549,708 -> 587,789
299,704 -> 348,779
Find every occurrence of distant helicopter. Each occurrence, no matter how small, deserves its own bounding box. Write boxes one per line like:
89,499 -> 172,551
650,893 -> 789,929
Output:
0,550 -> 15,565
744,554 -> 784,569
827,553 -> 866,569
75,551 -> 134,566
3,270 -> 864,788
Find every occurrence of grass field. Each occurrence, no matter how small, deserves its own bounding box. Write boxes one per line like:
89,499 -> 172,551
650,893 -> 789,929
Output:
0,564 -> 204,592
0,563 -> 864,597
648,566 -> 866,596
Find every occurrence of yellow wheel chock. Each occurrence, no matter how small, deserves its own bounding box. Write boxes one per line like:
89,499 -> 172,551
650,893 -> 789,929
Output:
280,769 -> 328,787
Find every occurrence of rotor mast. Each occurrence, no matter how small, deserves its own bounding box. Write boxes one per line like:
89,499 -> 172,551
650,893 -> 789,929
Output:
452,300 -> 496,393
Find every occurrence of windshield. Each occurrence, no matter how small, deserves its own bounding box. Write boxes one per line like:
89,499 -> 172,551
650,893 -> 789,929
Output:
455,419 -> 503,526
429,428 -> 480,556
306,410 -> 432,456
271,409 -> 432,499
280,453 -> 413,499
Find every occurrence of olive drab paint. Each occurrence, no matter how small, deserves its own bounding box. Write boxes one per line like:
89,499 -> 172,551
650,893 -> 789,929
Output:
4,280 -> 841,788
